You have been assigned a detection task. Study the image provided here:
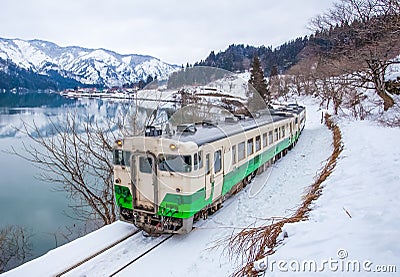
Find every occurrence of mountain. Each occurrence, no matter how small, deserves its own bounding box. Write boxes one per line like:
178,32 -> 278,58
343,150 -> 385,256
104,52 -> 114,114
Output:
0,38 -> 179,89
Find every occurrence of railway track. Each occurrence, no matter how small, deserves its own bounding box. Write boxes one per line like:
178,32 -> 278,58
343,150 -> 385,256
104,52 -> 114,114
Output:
56,229 -> 141,276
56,216 -> 226,276
56,177 -> 257,276
109,234 -> 174,276
56,229 -> 176,276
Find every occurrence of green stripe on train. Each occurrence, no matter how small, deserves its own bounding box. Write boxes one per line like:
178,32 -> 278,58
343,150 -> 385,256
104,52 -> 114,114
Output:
115,185 -> 133,210
158,181 -> 215,218
157,138 -> 292,219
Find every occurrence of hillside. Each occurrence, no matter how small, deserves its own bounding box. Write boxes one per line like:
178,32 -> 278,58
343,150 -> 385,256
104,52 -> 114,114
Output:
196,38 -> 309,76
287,1 -> 400,114
0,38 -> 179,89
0,57 -> 87,91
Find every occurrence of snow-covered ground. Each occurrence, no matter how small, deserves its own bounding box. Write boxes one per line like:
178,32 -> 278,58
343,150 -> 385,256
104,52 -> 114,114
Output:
4,96 -> 399,276
265,113 -> 400,276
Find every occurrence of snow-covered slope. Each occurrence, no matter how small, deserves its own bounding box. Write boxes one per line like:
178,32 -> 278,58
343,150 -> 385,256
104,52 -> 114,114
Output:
0,38 -> 179,87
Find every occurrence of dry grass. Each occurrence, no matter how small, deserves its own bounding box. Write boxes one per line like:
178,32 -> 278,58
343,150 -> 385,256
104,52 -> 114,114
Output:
216,114 -> 343,277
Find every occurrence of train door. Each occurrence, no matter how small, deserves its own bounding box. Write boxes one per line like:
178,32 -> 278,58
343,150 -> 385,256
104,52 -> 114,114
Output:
132,153 -> 157,212
204,153 -> 212,200
212,148 -> 224,201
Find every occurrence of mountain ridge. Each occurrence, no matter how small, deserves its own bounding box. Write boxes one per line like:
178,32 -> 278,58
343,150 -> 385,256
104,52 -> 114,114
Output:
0,37 -> 179,89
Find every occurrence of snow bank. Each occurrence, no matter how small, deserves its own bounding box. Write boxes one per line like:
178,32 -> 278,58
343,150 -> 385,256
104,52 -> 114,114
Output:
3,221 -> 135,276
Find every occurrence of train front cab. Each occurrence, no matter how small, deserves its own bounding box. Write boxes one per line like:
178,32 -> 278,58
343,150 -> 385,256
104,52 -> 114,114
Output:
114,137 -> 211,235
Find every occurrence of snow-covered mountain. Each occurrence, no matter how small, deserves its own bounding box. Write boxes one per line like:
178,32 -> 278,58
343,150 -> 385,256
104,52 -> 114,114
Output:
0,37 -> 179,88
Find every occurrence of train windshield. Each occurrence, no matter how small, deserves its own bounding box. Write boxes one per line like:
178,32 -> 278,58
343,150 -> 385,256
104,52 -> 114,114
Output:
113,150 -> 131,166
158,154 -> 192,173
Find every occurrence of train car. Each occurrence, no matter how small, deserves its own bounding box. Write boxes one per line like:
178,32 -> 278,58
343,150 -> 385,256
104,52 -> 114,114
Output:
113,104 -> 306,235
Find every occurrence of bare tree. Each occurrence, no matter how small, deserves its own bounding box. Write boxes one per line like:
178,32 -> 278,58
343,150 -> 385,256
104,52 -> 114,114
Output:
287,55 -> 321,97
0,225 -> 32,273
8,84 -> 168,231
11,114 -> 119,227
309,0 -> 400,111
269,75 -> 296,101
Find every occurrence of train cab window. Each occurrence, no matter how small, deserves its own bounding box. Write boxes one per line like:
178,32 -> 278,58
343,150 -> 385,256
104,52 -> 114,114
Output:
269,131 -> 273,144
255,135 -> 261,152
214,150 -> 222,173
194,153 -> 199,170
113,150 -> 131,166
198,151 -> 203,169
139,157 -> 153,173
263,133 -> 268,147
238,142 -> 245,161
158,154 -> 192,173
232,145 -> 237,164
247,138 -> 254,156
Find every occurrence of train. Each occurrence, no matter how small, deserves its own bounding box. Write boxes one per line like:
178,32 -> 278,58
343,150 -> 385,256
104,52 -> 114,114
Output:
112,104 -> 306,235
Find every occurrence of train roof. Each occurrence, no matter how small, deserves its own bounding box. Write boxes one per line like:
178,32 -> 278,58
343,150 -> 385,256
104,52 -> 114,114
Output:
161,105 -> 305,146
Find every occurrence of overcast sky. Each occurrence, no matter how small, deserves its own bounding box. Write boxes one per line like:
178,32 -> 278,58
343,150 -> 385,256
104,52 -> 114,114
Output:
1,0 -> 336,65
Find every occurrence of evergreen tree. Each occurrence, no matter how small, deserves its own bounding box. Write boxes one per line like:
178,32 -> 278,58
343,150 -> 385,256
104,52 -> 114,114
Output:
249,55 -> 269,105
270,65 -> 279,77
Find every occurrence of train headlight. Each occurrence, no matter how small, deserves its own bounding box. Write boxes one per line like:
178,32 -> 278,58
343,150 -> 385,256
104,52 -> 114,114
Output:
176,187 -> 182,193
170,144 -> 177,150
115,178 -> 121,184
116,139 -> 123,147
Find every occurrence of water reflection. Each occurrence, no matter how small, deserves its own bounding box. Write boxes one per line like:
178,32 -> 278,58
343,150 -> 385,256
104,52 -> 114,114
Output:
0,91 -> 149,270
0,91 -> 75,109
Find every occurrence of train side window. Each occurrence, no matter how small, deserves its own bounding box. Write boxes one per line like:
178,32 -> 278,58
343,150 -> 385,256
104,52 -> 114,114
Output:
139,157 -> 152,173
263,133 -> 268,147
198,151 -> 203,169
247,138 -> 254,156
274,129 -> 279,141
214,150 -> 222,173
282,126 -> 286,137
206,154 -> 210,174
269,131 -> 273,144
255,135 -> 261,152
194,153 -> 198,170
232,145 -> 237,164
238,142 -> 245,161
